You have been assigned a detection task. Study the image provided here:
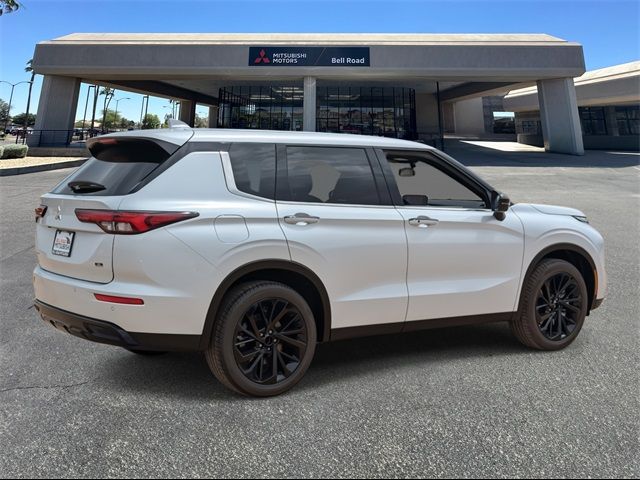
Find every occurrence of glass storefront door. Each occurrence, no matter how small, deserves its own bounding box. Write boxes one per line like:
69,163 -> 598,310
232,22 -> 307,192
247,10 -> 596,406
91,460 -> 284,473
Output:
218,86 -> 304,131
218,85 -> 416,139
316,86 -> 416,139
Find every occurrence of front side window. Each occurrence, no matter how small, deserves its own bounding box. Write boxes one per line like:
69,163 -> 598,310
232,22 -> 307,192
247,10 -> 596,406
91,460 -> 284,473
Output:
282,146 -> 380,205
228,143 -> 276,199
384,150 -> 486,209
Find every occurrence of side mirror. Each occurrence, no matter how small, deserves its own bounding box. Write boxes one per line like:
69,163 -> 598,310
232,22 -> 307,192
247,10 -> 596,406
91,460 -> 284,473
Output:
399,167 -> 415,177
494,193 -> 510,221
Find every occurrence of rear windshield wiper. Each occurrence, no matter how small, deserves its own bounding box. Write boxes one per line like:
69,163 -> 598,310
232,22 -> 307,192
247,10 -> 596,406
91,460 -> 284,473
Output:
68,181 -> 106,194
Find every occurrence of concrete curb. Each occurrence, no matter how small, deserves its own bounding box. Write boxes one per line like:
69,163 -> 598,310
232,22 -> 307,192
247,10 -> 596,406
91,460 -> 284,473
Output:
0,159 -> 87,177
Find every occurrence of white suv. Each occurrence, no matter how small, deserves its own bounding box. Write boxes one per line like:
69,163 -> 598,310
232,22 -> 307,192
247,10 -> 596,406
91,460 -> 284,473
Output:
33,126 -> 606,397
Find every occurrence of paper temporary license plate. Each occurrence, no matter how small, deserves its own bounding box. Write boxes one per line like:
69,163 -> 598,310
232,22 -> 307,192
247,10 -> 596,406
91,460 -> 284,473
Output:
52,230 -> 75,257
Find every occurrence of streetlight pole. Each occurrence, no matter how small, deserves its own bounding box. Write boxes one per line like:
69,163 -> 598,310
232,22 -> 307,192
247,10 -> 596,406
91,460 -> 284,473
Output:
139,95 -> 149,128
113,97 -> 130,130
0,80 -> 32,133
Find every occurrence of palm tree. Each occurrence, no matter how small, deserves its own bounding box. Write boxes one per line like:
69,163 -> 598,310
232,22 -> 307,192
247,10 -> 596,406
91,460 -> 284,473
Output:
23,59 -> 35,132
0,0 -> 20,16
100,87 -> 115,132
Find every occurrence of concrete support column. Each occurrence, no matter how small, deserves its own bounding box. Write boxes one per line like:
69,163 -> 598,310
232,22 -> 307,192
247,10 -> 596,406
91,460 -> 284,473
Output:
208,106 -> 218,128
604,106 -> 619,136
29,75 -> 81,147
303,76 -> 316,132
537,78 -> 584,155
415,92 -> 439,140
452,97 -> 485,135
179,100 -> 196,127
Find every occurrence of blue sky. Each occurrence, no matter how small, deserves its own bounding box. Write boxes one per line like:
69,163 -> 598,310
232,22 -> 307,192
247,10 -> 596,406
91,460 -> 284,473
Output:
1,0 -> 638,123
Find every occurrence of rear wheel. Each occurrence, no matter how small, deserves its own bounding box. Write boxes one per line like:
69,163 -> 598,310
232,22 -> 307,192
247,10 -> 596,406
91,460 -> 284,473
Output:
511,258 -> 588,350
205,281 -> 317,397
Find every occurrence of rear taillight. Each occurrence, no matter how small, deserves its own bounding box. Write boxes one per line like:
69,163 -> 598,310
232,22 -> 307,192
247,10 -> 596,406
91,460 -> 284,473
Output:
35,205 -> 47,222
75,209 -> 198,234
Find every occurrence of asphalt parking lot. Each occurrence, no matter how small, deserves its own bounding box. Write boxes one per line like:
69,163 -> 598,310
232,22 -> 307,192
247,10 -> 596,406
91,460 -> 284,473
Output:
1,143 -> 638,478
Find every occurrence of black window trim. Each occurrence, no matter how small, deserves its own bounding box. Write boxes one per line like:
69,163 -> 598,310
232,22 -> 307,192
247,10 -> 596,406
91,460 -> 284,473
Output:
373,147 -> 496,210
130,140 -> 230,194
275,143 -> 389,207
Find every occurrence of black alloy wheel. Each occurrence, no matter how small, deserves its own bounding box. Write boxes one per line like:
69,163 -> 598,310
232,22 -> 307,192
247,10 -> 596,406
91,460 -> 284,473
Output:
234,298 -> 309,385
511,258 -> 589,351
535,272 -> 583,341
205,281 -> 317,397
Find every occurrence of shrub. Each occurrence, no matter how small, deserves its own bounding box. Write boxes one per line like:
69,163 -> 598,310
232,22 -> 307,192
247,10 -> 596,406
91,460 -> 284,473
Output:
0,146 -> 4,158
1,144 -> 28,159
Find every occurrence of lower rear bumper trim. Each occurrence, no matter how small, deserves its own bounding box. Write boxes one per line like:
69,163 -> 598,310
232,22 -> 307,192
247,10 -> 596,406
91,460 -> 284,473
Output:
34,300 -> 202,352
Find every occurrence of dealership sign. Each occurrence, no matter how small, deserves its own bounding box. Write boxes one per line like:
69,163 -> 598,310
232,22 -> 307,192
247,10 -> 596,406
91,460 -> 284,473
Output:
249,47 -> 370,67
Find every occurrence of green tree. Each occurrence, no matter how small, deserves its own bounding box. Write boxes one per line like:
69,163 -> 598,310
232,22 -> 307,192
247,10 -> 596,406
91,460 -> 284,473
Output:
100,109 -> 127,130
119,117 -> 135,129
0,0 -> 20,15
11,112 -> 36,127
141,113 -> 161,129
194,113 -> 209,128
99,87 -> 115,131
0,99 -> 9,125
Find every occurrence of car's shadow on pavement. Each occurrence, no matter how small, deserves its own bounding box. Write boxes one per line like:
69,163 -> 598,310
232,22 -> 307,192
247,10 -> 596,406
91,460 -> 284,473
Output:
97,322 -> 530,400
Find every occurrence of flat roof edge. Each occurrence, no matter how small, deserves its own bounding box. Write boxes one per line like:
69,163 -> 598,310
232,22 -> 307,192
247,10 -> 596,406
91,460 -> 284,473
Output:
42,32 -> 574,46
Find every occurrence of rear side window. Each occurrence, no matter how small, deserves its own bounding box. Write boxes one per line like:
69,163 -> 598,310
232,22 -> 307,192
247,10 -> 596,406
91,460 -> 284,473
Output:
53,138 -> 177,196
228,143 -> 276,200
282,146 -> 380,205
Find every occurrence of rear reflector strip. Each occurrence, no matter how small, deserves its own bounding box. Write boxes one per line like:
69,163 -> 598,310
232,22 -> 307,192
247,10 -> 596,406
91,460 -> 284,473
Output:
94,294 -> 144,305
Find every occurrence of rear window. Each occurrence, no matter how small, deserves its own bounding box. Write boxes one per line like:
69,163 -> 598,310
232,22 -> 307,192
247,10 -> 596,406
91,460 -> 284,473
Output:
53,138 -> 178,196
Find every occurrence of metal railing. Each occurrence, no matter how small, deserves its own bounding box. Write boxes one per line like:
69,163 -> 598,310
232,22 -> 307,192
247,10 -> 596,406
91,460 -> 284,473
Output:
6,128 -> 446,150
12,129 -> 104,147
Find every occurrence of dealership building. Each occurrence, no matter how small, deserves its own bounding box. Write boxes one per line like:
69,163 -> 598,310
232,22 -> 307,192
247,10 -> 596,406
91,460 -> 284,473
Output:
504,61 -> 640,151
31,33 -> 589,154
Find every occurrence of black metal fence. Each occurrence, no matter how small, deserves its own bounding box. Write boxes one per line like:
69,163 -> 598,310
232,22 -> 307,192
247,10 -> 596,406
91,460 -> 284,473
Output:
8,128 -> 446,150
13,129 -> 102,147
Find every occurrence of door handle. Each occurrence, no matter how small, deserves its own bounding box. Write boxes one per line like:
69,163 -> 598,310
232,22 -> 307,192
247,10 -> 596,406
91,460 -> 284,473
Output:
408,215 -> 439,228
283,213 -> 320,225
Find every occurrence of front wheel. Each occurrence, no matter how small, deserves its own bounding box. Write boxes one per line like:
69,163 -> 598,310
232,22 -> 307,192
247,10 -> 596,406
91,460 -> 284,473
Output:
205,281 -> 317,397
511,258 -> 589,350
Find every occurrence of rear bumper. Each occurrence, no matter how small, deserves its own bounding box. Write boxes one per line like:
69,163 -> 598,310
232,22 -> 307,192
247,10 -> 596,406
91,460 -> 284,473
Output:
35,300 -> 201,352
33,264 -> 213,336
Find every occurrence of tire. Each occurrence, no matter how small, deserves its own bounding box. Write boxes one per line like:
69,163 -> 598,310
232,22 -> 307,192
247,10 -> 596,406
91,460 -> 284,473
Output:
511,258 -> 589,350
126,349 -> 167,356
205,281 -> 317,397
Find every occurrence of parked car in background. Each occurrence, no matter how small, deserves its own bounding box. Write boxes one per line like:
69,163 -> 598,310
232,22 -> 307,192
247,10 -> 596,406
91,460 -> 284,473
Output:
33,124 -> 607,397
15,128 -> 33,138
